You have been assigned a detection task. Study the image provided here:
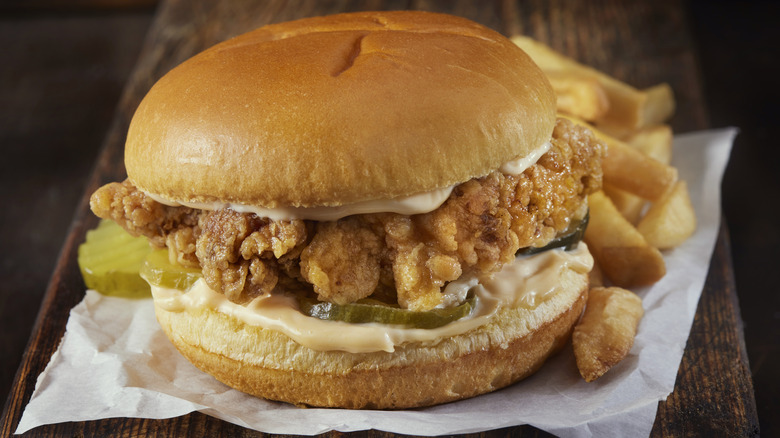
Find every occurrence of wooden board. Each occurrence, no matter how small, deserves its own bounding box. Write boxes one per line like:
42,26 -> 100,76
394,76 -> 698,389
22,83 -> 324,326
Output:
0,0 -> 759,436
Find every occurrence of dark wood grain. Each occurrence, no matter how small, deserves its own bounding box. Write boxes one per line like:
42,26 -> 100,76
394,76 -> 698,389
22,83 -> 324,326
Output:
0,0 -> 758,436
0,9 -> 154,432
652,224 -> 758,437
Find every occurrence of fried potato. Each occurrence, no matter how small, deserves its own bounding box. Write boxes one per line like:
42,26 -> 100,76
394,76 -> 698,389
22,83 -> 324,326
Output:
584,191 -> 666,287
594,84 -> 675,139
602,183 -> 646,224
546,72 -> 610,121
510,35 -> 577,70
602,124 -> 674,223
637,180 -> 697,249
573,287 -> 644,382
560,115 -> 678,201
588,257 -> 605,287
603,138 -> 678,201
626,124 -> 673,164
511,35 -> 675,134
639,84 -> 676,134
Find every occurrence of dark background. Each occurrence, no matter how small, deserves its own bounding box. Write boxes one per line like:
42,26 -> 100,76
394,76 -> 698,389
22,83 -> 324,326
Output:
1,0 -> 777,435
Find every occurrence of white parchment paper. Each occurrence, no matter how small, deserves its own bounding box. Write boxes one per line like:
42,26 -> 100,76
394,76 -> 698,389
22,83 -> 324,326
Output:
16,128 -> 736,437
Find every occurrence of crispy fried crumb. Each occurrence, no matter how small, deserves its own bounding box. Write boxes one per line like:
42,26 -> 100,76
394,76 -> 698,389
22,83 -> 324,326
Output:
90,119 -> 603,308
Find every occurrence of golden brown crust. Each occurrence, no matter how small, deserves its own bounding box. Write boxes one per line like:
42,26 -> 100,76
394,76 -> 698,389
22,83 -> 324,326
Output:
153,256 -> 588,409
125,11 -> 555,208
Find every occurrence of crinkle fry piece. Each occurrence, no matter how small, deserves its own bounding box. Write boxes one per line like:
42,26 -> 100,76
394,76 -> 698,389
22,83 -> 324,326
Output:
573,286 -> 644,382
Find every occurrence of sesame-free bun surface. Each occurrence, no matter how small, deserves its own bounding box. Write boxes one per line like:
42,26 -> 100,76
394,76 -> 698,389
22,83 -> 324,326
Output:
153,257 -> 588,409
125,11 -> 555,208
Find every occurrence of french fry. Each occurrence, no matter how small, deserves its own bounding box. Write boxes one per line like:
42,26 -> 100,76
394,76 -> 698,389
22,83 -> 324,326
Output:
510,35 -> 578,71
626,124 -> 673,165
584,191 -> 666,287
637,180 -> 697,249
560,114 -> 678,201
588,258 -> 605,288
546,72 -> 610,121
639,84 -> 676,134
603,137 -> 678,201
603,125 -> 673,223
573,287 -> 644,382
602,183 -> 646,224
511,35 -> 675,134
594,84 -> 675,139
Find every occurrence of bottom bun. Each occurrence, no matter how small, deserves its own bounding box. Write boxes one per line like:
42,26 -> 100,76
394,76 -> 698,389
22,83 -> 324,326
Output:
154,259 -> 589,409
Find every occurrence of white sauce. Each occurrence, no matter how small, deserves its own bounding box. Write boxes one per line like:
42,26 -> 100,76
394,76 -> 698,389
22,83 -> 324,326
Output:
148,186 -> 454,222
500,141 -> 551,175
145,142 -> 552,221
152,244 -> 592,353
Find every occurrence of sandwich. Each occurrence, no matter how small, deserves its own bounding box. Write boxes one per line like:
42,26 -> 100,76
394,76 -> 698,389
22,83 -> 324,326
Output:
90,10 -> 604,409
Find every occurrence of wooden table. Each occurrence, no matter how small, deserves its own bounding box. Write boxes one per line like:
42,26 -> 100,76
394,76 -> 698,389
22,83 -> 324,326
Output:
0,0 -> 760,436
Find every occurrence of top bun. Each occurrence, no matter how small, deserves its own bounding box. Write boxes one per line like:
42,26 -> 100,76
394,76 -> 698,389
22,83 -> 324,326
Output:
125,11 -> 555,208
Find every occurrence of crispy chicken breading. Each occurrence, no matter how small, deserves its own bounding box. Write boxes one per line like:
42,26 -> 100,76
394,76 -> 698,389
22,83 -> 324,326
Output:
89,179 -> 200,249
90,119 -> 603,310
195,210 -> 308,303
300,217 -> 385,304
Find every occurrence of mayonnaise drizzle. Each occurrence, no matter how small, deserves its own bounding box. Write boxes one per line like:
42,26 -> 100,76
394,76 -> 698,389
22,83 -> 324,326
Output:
145,142 -> 552,221
500,141 -> 551,175
147,186 -> 454,222
151,244 -> 592,353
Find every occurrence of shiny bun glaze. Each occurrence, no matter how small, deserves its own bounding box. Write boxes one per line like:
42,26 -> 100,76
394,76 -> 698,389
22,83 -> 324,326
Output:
125,10 -> 555,208
135,10 -> 583,409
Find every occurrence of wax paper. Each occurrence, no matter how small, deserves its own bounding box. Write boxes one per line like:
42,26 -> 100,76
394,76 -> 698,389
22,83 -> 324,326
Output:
16,128 -> 736,437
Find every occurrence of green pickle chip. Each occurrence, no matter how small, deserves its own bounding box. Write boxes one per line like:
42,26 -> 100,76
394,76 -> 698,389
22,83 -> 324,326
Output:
77,220 -> 153,298
517,211 -> 589,256
140,249 -> 202,291
79,222 -> 477,328
300,296 -> 476,329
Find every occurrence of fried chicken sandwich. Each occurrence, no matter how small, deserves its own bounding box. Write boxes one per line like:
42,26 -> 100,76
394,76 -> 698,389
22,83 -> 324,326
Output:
90,10 -> 604,409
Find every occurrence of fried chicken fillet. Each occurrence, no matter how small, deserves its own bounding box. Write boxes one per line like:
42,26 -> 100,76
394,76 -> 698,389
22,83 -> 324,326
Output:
91,118 -> 602,311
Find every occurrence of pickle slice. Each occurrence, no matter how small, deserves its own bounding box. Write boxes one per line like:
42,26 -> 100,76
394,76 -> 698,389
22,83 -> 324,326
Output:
77,220 -> 152,298
518,211 -> 590,256
300,296 -> 475,329
140,249 -> 202,291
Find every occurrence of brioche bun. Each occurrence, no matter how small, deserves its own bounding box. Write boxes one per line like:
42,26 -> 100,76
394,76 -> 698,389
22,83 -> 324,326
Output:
153,257 -> 588,409
124,10 -> 555,208
135,10 -> 587,410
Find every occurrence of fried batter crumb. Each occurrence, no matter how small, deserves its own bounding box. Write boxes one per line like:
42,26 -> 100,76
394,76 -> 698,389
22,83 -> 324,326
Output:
90,118 -> 603,309
300,218 -> 384,304
89,180 -> 200,248
195,209 -> 308,303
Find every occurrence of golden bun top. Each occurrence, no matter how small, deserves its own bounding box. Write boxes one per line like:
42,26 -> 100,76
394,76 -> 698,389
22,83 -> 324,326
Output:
125,10 -> 555,208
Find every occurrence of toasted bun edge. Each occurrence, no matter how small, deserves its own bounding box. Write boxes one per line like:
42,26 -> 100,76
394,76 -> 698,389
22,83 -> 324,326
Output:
153,252 -> 588,409
125,11 -> 555,208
